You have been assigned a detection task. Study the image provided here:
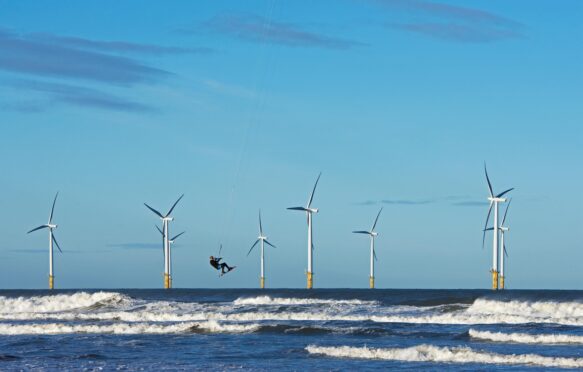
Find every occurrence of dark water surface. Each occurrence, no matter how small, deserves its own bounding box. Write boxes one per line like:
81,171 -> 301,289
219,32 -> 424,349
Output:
0,289 -> 582,370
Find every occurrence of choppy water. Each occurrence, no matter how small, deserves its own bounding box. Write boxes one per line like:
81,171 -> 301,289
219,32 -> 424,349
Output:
0,289 -> 582,370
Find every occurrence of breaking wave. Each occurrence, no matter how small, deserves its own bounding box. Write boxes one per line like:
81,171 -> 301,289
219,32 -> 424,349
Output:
469,329 -> 583,345
0,320 -> 259,335
468,298 -> 583,319
233,295 -> 377,306
0,292 -> 129,314
306,344 -> 583,368
1,293 -> 582,328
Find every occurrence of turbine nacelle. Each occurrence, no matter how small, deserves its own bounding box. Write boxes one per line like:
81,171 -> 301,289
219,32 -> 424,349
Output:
488,197 -> 507,203
163,217 -> 174,222
500,226 -> 509,232
47,224 -> 57,229
307,208 -> 318,214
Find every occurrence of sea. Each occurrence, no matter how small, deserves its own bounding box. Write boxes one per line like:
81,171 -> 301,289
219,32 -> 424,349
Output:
0,289 -> 581,370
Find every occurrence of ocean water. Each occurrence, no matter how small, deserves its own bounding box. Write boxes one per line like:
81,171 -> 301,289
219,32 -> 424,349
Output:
0,289 -> 582,370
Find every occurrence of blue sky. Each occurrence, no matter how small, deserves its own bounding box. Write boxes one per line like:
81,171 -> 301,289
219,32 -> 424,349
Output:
0,0 -> 581,289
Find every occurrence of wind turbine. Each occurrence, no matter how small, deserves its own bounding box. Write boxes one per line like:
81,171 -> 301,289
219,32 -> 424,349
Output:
156,225 -> 185,286
247,210 -> 277,289
353,208 -> 382,289
288,172 -> 321,289
145,194 -> 184,289
27,192 -> 62,289
484,199 -> 511,290
483,164 -> 513,290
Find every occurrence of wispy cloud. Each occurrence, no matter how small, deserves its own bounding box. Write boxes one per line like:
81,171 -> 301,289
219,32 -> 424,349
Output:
206,14 -> 365,49
29,32 -> 214,55
5,79 -> 154,112
389,22 -> 522,43
372,0 -> 523,43
0,29 -> 169,84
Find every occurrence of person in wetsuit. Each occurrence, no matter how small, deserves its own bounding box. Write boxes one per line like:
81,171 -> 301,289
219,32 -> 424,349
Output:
209,256 -> 235,274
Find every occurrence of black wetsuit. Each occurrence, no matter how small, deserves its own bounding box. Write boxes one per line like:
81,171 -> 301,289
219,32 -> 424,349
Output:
210,257 -> 233,274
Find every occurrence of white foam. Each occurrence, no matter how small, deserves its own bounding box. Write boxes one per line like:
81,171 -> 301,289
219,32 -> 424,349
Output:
370,313 -> 583,326
0,292 -> 128,313
468,299 -> 583,318
195,320 -> 260,333
1,295 -> 582,327
0,320 -> 259,335
233,296 -> 376,306
2,307 -> 582,327
306,344 -> 583,368
469,329 -> 583,345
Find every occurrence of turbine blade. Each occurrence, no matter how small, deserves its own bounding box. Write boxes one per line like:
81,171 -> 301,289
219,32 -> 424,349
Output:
352,231 -> 371,235
373,249 -> 378,261
166,194 -> 184,217
504,244 -> 509,257
307,172 -> 322,208
49,192 -> 59,224
496,188 -> 514,198
482,202 -> 493,250
247,239 -> 259,256
155,225 -> 164,236
265,240 -> 277,248
144,203 -> 164,219
484,163 -> 494,197
171,231 -> 185,241
218,244 -> 222,256
27,225 -> 48,234
371,207 -> 383,231
501,198 -> 512,225
483,227 -> 494,231
52,233 -> 62,253
259,210 -> 263,236
287,207 -> 308,211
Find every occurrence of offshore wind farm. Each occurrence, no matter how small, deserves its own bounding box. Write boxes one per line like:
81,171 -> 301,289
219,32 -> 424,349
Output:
20,167 -> 515,291
1,0 -> 582,370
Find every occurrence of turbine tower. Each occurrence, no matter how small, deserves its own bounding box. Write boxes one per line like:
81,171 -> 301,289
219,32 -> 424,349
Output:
156,225 -> 185,286
483,164 -> 513,290
484,199 -> 511,289
145,194 -> 184,289
247,210 -> 277,289
288,172 -> 321,289
27,192 -> 62,289
353,208 -> 382,289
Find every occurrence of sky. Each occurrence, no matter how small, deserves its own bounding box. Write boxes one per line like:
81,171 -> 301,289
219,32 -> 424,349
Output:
0,0 -> 581,289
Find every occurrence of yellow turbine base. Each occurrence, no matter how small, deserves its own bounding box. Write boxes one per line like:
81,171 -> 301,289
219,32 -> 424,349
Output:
49,275 -> 54,290
500,276 -> 505,290
491,270 -> 499,290
370,276 -> 375,289
164,273 -> 171,289
260,277 -> 265,289
307,272 -> 313,289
